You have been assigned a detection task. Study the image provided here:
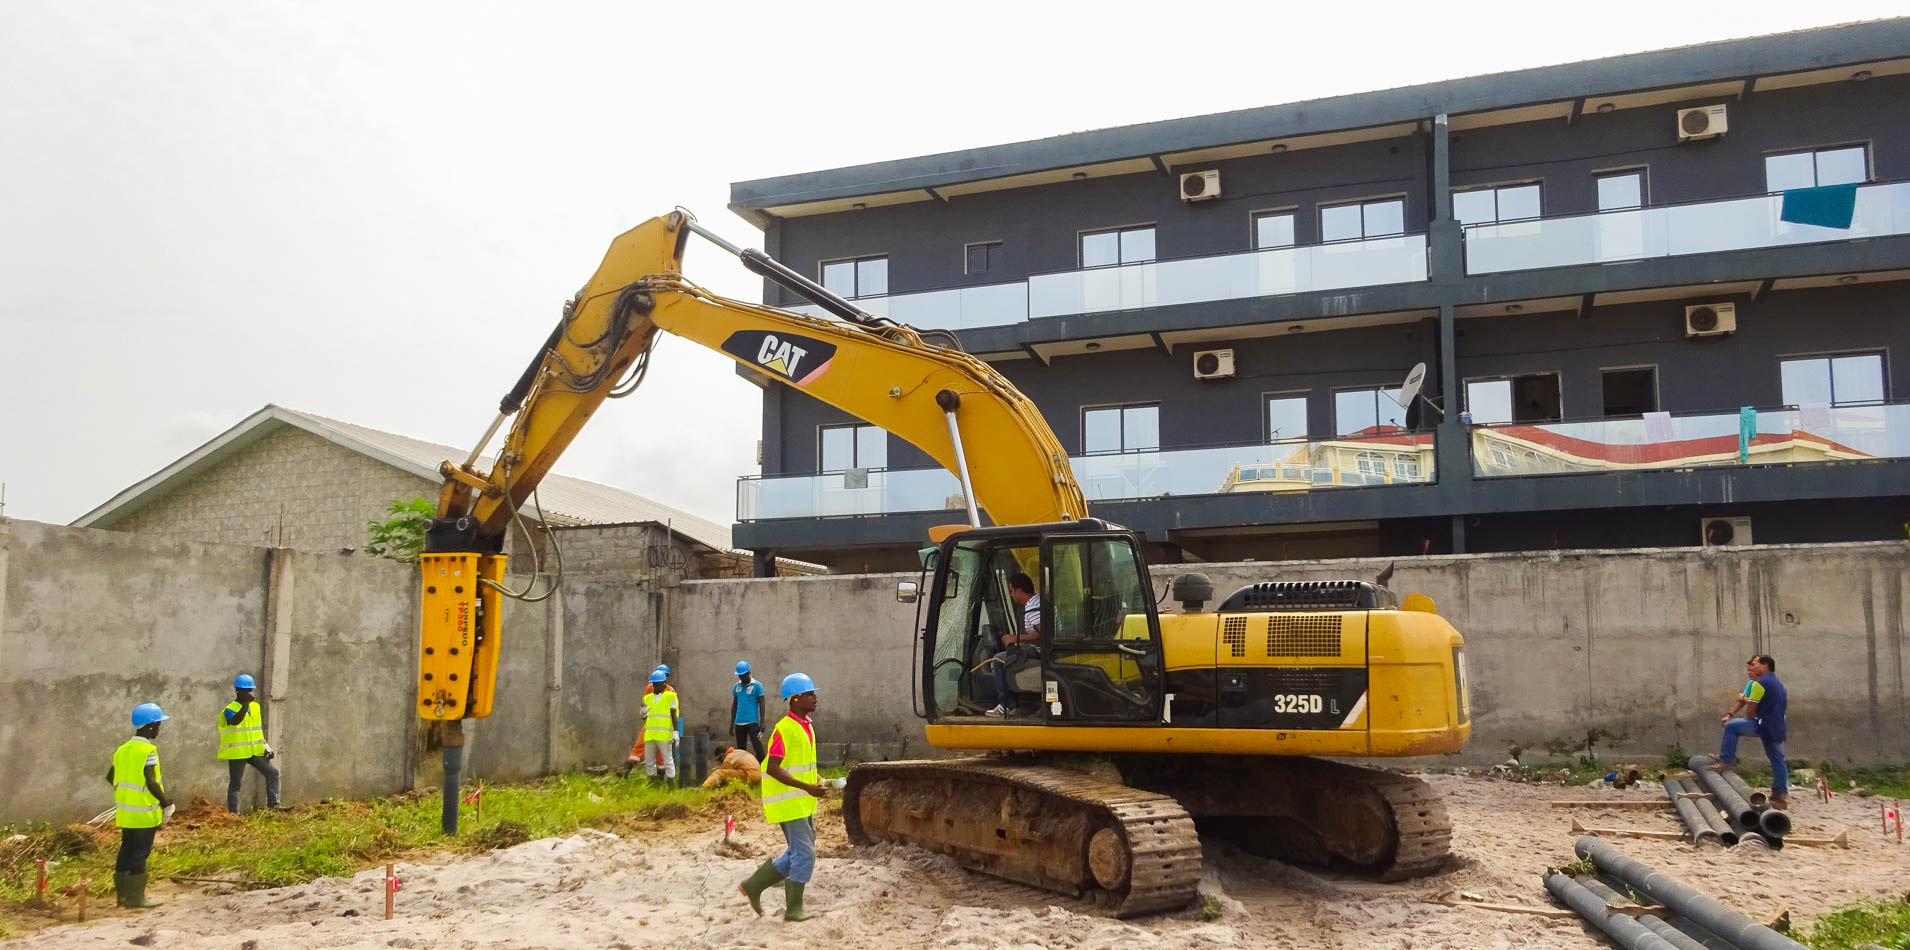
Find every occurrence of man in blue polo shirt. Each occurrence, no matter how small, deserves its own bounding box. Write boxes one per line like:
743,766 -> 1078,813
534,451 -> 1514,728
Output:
1714,654 -> 1789,809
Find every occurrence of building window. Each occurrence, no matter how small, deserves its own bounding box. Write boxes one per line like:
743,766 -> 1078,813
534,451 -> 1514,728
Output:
1453,182 -> 1541,225
1253,211 -> 1296,249
1595,170 -> 1646,211
1266,394 -> 1308,442
1393,454 -> 1420,478
819,423 -> 886,472
1601,367 -> 1658,415
820,256 -> 888,299
1466,373 -> 1562,424
965,241 -> 1002,275
1334,387 -> 1406,436
1080,226 -> 1155,268
1082,403 -> 1160,454
1764,146 -> 1868,192
1780,353 -> 1885,407
1320,198 -> 1405,243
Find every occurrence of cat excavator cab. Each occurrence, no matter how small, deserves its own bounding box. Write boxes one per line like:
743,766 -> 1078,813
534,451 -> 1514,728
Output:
416,210 -> 1468,917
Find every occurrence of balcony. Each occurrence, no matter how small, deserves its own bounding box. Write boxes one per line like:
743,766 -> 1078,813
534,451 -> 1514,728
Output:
1463,180 -> 1910,275
737,431 -> 1436,521
1471,402 -> 1910,478
788,233 -> 1430,332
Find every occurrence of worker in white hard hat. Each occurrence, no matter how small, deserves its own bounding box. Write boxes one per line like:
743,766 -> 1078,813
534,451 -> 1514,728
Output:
219,673 -> 280,813
738,672 -> 828,922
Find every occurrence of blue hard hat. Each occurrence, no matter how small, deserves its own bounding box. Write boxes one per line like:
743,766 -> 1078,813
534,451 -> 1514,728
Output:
234,673 -> 256,690
735,661 -> 751,675
649,670 -> 667,684
131,703 -> 170,727
780,672 -> 816,699
654,664 -> 670,676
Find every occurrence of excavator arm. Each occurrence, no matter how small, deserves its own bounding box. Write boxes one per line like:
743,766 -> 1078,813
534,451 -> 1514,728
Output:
416,211 -> 1087,723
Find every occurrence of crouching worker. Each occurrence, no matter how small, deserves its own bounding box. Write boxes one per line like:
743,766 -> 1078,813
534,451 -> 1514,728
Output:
703,745 -> 762,788
738,672 -> 828,922
108,703 -> 175,909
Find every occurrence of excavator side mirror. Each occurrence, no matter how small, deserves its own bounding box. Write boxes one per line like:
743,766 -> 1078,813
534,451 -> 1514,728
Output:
896,581 -> 920,604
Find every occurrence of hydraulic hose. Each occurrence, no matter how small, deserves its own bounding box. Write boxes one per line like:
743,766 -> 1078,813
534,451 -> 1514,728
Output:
1575,836 -> 1808,950
1543,871 -> 1677,950
1662,777 -> 1720,845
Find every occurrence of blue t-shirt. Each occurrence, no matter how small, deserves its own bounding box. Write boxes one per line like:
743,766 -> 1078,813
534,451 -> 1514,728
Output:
1745,672 -> 1787,742
733,679 -> 766,724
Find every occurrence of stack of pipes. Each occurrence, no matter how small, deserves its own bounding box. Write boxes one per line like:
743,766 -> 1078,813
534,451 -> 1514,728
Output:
1549,836 -> 1809,950
1688,756 -> 1790,849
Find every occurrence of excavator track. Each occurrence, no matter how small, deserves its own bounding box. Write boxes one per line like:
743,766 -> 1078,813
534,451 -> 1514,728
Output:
844,759 -> 1203,918
1118,755 -> 1452,882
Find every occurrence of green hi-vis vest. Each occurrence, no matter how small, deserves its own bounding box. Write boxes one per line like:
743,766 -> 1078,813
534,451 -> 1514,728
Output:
113,737 -> 163,829
760,715 -> 818,824
641,690 -> 678,742
218,701 -> 266,760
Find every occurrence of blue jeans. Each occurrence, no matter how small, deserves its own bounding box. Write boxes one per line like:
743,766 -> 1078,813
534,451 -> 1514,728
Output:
990,647 -> 1037,707
1719,718 -> 1788,797
771,815 -> 816,884
227,755 -> 281,812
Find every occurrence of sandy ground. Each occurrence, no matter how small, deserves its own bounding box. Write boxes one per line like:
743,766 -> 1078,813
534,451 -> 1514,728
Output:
8,773 -> 1905,949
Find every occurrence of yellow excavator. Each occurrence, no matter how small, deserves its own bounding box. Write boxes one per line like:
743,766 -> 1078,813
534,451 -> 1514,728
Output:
416,210 -> 1471,916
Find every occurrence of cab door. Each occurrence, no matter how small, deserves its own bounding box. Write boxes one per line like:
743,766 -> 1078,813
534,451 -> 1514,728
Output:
1037,533 -> 1164,723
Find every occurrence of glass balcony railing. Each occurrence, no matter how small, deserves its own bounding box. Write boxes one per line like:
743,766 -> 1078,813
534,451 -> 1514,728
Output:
1463,180 -> 1910,275
737,431 -> 1436,521
784,233 -> 1429,332
1471,402 -> 1910,478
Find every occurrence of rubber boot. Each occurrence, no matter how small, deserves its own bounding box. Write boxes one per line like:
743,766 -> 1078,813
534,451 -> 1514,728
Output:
123,872 -> 158,909
737,860 -> 783,916
112,872 -> 131,908
782,880 -> 813,921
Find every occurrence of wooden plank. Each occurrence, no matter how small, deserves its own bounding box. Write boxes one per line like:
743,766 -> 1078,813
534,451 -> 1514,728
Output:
1427,894 -> 1579,919
1551,800 -> 1673,810
1570,818 -> 1691,842
1781,829 -> 1850,849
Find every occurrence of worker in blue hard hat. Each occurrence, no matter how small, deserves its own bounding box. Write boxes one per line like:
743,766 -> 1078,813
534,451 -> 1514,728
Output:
631,669 -> 681,785
653,664 -> 680,774
106,703 -> 174,909
219,673 -> 281,813
738,672 -> 827,922
729,660 -> 767,759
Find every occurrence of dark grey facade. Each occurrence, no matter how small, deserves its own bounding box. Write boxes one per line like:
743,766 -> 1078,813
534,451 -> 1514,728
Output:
731,20 -> 1910,572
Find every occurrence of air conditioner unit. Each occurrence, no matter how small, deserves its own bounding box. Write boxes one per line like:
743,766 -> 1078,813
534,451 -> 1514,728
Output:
1684,302 -> 1736,338
1193,348 -> 1235,380
1700,516 -> 1752,547
1180,169 -> 1221,202
1676,104 -> 1728,142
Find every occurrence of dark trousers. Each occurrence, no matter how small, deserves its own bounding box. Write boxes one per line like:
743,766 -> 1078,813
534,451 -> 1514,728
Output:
733,722 -> 765,759
116,826 -> 157,874
227,755 -> 281,812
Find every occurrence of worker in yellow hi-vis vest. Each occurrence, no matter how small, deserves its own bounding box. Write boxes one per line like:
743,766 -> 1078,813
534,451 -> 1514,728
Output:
220,673 -> 280,813
737,672 -> 828,922
637,670 -> 680,785
106,703 -> 174,910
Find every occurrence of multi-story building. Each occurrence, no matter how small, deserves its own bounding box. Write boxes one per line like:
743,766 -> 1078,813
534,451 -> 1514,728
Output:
729,20 -> 1910,573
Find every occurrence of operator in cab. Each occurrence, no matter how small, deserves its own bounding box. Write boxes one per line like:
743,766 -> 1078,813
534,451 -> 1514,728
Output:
984,573 -> 1042,718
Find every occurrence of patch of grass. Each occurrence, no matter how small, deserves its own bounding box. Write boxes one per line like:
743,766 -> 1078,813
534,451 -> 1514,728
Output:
1803,898 -> 1910,950
1563,857 -> 1597,877
1199,895 -> 1224,921
0,771 -> 728,933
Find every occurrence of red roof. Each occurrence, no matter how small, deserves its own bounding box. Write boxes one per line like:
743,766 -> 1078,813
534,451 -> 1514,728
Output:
1486,425 -> 1865,464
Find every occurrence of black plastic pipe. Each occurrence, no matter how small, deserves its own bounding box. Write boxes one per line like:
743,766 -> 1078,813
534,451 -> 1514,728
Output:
1690,756 -> 1761,827
1677,777 -> 1738,846
1720,768 -> 1768,807
1543,871 -> 1678,950
1758,806 -> 1793,837
1579,877 -> 1713,950
1662,777 -> 1720,845
442,745 -> 462,835
1576,836 -> 1808,950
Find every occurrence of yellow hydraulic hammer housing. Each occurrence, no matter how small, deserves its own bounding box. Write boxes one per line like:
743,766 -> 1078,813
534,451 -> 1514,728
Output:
417,553 -> 506,720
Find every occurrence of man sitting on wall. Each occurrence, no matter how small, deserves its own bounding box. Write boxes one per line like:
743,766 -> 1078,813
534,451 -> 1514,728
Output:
1714,654 -> 1790,810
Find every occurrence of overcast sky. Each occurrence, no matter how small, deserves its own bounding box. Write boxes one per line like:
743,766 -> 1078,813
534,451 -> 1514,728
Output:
1,1 -> 1901,528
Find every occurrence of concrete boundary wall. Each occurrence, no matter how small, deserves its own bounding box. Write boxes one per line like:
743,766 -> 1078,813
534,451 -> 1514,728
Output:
5,515 -> 1906,824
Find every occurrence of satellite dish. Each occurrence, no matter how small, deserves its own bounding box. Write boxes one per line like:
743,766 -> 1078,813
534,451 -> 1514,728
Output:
1394,362 -> 1427,408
